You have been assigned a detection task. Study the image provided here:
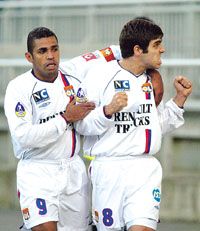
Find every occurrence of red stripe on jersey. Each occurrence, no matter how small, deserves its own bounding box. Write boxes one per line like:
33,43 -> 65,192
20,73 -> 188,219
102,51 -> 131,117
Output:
70,128 -> 76,157
145,92 -> 151,100
60,71 -> 74,102
60,71 -> 70,86
144,129 -> 151,154
100,47 -> 115,62
60,71 -> 76,158
17,190 -> 20,199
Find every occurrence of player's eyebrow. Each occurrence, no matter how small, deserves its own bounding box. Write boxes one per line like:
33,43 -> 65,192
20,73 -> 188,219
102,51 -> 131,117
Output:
154,38 -> 162,45
37,44 -> 59,53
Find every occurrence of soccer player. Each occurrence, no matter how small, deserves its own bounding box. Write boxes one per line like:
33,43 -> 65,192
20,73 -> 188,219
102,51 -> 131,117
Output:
4,27 -> 164,231
74,18 -> 192,231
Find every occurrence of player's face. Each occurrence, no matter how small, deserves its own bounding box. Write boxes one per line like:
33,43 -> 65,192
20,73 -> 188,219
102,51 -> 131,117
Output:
25,36 -> 60,82
141,38 -> 165,69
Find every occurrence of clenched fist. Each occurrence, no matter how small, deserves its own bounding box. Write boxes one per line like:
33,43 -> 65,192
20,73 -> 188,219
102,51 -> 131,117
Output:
173,76 -> 192,108
104,92 -> 128,117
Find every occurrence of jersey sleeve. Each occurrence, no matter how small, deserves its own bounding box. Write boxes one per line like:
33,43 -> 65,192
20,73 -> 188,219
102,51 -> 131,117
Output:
157,99 -> 185,135
4,81 -> 68,154
74,66 -> 114,136
59,45 -> 121,82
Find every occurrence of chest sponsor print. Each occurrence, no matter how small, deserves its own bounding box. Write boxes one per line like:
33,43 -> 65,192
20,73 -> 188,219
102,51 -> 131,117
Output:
32,89 -> 50,104
114,80 -> 130,91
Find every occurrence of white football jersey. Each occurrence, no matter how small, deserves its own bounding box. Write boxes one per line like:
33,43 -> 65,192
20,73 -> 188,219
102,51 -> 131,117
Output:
4,70 -> 81,160
4,45 -> 121,160
75,60 -> 185,157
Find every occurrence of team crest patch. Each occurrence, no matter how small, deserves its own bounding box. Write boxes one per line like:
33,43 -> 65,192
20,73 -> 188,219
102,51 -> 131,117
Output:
93,210 -> 99,223
76,88 -> 88,103
141,82 -> 152,93
22,208 -> 30,220
100,47 -> 115,62
64,85 -> 75,98
15,102 -> 26,117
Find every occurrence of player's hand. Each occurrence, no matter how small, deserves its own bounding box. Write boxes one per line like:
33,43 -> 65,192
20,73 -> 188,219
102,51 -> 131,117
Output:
104,92 -> 128,117
62,99 -> 96,122
147,69 -> 164,106
173,76 -> 192,108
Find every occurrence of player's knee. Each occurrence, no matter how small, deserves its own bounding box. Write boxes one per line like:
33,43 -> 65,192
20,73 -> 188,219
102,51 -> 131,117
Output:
128,225 -> 155,231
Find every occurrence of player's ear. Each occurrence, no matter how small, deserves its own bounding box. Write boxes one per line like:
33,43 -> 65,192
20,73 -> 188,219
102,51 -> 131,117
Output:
25,52 -> 33,64
133,45 -> 143,56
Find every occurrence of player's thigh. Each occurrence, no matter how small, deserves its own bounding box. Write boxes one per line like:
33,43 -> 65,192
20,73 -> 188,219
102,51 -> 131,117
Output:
17,161 -> 59,229
58,157 -> 89,231
91,160 -> 125,230
124,157 -> 162,231
19,192 -> 59,229
58,190 -> 89,231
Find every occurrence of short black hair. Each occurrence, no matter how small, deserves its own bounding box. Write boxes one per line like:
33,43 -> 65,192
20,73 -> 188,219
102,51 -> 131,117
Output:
119,17 -> 163,58
134,16 -> 154,23
27,27 -> 58,54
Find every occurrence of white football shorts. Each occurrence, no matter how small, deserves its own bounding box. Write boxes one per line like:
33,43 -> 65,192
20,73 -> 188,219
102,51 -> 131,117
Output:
90,155 -> 162,231
17,155 -> 89,231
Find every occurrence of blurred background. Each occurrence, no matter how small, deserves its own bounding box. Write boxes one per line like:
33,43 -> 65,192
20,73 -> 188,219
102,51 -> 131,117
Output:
0,0 -> 200,230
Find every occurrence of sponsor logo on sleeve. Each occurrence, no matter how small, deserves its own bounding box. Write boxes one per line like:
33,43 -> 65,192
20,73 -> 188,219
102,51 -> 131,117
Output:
100,47 -> 115,62
82,53 -> 98,61
15,102 -> 26,117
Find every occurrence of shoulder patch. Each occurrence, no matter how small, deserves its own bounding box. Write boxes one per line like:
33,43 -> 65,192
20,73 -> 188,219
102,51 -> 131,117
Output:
100,47 -> 115,62
82,53 -> 97,61
76,87 -> 88,103
15,102 -> 26,117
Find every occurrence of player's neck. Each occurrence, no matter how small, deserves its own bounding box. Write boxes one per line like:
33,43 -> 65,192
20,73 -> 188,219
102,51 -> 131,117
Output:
31,69 -> 58,83
119,58 -> 146,76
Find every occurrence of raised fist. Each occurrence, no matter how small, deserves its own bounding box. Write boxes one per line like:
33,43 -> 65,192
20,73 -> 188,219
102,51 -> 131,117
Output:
104,92 -> 128,117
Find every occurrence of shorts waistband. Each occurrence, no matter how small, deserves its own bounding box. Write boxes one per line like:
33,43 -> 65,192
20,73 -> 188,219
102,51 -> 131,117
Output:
20,155 -> 78,165
95,155 -> 153,161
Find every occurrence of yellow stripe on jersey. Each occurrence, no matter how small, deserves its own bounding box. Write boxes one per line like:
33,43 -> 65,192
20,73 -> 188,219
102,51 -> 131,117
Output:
83,154 -> 95,161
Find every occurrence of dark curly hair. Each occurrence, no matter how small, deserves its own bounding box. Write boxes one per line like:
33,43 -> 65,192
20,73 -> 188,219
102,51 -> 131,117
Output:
119,17 -> 163,58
